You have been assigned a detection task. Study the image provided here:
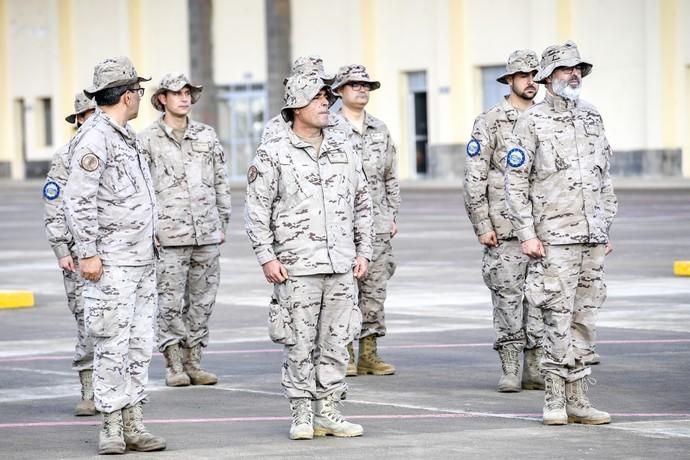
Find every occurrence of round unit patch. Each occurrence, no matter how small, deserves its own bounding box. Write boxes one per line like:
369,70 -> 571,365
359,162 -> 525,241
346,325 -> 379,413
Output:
42,181 -> 60,200
506,148 -> 526,168
466,139 -> 481,157
80,153 -> 100,172
247,165 -> 258,184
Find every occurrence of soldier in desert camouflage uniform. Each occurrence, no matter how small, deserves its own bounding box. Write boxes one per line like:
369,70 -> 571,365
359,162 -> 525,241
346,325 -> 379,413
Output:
260,55 -> 347,143
504,42 -> 617,426
245,74 -> 373,440
332,64 -> 400,377
463,50 -> 544,392
63,56 -> 165,455
43,92 -> 97,416
138,73 -> 231,388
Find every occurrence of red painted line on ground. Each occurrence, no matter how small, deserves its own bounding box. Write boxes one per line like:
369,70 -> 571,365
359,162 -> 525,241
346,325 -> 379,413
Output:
1,412 -> 689,429
1,338 -> 689,363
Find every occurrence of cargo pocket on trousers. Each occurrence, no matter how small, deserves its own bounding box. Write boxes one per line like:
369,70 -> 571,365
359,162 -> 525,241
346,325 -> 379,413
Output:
268,293 -> 296,345
542,270 -> 565,310
83,286 -> 120,338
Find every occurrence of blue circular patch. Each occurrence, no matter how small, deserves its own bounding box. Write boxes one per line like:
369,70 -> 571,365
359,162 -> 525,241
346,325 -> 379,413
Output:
43,181 -> 60,200
466,139 -> 481,157
506,148 -> 526,168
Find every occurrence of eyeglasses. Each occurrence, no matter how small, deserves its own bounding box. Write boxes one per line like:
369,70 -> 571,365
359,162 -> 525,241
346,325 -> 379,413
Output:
127,88 -> 145,97
348,82 -> 371,91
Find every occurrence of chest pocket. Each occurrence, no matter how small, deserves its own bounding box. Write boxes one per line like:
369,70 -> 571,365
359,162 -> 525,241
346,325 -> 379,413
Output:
279,164 -> 315,208
104,164 -> 138,199
534,138 -> 570,180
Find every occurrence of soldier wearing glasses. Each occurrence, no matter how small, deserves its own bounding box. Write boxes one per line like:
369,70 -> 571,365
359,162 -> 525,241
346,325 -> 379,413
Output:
332,64 -> 401,377
63,56 -> 165,455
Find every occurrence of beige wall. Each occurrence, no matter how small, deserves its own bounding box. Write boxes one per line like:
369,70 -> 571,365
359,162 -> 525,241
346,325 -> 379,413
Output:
214,0 -> 265,84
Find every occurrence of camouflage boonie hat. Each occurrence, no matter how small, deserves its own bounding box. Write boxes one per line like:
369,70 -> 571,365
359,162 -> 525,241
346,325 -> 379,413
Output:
280,74 -> 336,122
84,56 -> 150,99
534,41 -> 593,83
65,92 -> 97,124
150,72 -> 203,112
282,55 -> 335,85
496,49 -> 539,84
331,64 -> 381,92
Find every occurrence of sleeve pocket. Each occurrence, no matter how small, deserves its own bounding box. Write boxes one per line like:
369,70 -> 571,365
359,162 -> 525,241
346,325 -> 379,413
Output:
268,294 -> 296,345
83,286 -> 120,338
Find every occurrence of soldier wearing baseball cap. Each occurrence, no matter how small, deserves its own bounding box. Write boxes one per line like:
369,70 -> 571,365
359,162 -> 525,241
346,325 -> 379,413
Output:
63,56 -> 165,454
138,72 -> 230,390
463,49 -> 544,395
505,41 -> 617,426
245,71 -> 373,440
332,64 -> 400,378
43,92 -> 98,419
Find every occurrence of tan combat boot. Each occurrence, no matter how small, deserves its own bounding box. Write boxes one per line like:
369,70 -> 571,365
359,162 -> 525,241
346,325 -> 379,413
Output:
75,369 -> 97,416
288,398 -> 314,440
313,394 -> 363,437
163,344 -> 191,387
566,378 -> 611,425
122,402 -> 167,452
543,373 -> 567,425
497,344 -> 521,392
183,345 -> 218,385
346,343 -> 357,377
357,336 -> 395,375
521,347 -> 545,390
98,410 -> 125,455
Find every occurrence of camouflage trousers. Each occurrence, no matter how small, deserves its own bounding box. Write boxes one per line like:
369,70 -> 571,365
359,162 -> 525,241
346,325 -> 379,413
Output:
358,233 -> 396,338
482,238 -> 544,350
156,244 -> 220,352
61,254 -> 94,371
530,243 -> 606,382
275,271 -> 361,400
83,264 -> 156,413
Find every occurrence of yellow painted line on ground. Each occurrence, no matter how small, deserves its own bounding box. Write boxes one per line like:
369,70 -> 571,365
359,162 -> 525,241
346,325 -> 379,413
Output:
0,291 -> 34,309
673,261 -> 690,276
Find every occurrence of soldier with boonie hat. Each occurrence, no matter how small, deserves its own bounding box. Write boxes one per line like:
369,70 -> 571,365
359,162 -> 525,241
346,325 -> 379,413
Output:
332,63 -> 399,378
504,41 -> 617,427
43,91 -> 98,419
463,49 -> 545,395
139,72 -> 230,390
246,66 -> 373,441
63,56 -> 165,455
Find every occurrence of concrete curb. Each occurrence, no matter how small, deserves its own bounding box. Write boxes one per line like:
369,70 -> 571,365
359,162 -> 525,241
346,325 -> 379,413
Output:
0,291 -> 35,309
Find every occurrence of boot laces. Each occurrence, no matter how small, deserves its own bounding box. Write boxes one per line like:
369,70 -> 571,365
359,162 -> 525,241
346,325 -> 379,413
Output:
104,413 -> 122,436
291,399 -> 311,425
545,376 -> 565,410
322,396 -> 345,423
500,347 -> 520,376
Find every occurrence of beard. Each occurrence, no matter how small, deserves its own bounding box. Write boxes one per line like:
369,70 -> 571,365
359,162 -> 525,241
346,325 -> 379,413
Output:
551,76 -> 581,100
513,85 -> 537,101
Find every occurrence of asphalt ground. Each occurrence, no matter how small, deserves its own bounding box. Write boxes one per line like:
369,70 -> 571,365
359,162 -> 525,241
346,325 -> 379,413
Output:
0,181 -> 689,459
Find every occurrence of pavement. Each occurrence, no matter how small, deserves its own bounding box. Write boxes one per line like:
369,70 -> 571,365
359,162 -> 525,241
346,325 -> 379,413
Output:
0,182 -> 689,459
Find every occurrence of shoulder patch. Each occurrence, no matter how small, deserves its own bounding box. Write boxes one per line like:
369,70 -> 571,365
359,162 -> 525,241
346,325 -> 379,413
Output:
80,153 -> 100,172
466,138 -> 481,157
42,181 -> 60,200
247,165 -> 258,184
506,148 -> 526,168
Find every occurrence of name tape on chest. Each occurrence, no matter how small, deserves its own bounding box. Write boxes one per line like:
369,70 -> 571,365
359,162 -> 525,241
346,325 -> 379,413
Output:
371,132 -> 385,142
192,141 -> 211,152
506,147 -> 526,168
327,151 -> 349,164
43,181 -> 60,200
466,138 -> 481,157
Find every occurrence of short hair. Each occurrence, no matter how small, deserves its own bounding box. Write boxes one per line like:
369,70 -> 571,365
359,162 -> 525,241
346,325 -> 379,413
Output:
94,84 -> 132,107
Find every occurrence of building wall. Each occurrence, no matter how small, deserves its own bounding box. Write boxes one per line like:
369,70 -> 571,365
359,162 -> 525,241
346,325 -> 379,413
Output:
1,0 -> 689,179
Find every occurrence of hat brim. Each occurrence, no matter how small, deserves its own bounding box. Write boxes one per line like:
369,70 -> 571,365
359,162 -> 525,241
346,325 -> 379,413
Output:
332,78 -> 381,92
150,84 -> 203,112
495,68 -> 538,84
84,75 -> 152,99
534,60 -> 592,83
280,85 -> 337,122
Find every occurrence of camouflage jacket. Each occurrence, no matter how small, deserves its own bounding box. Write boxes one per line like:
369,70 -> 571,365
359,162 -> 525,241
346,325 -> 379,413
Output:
245,125 -> 374,276
43,143 -> 74,259
336,109 -> 400,235
63,109 -> 157,265
504,92 -> 618,244
138,117 -> 231,246
463,97 -> 521,240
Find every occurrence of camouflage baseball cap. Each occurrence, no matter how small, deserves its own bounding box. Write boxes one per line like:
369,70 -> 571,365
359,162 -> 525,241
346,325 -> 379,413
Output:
65,92 -> 97,124
282,55 -> 335,85
280,74 -> 336,122
83,56 -> 150,99
150,72 -> 203,112
534,41 -> 593,83
331,64 -> 381,92
496,49 -> 539,84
